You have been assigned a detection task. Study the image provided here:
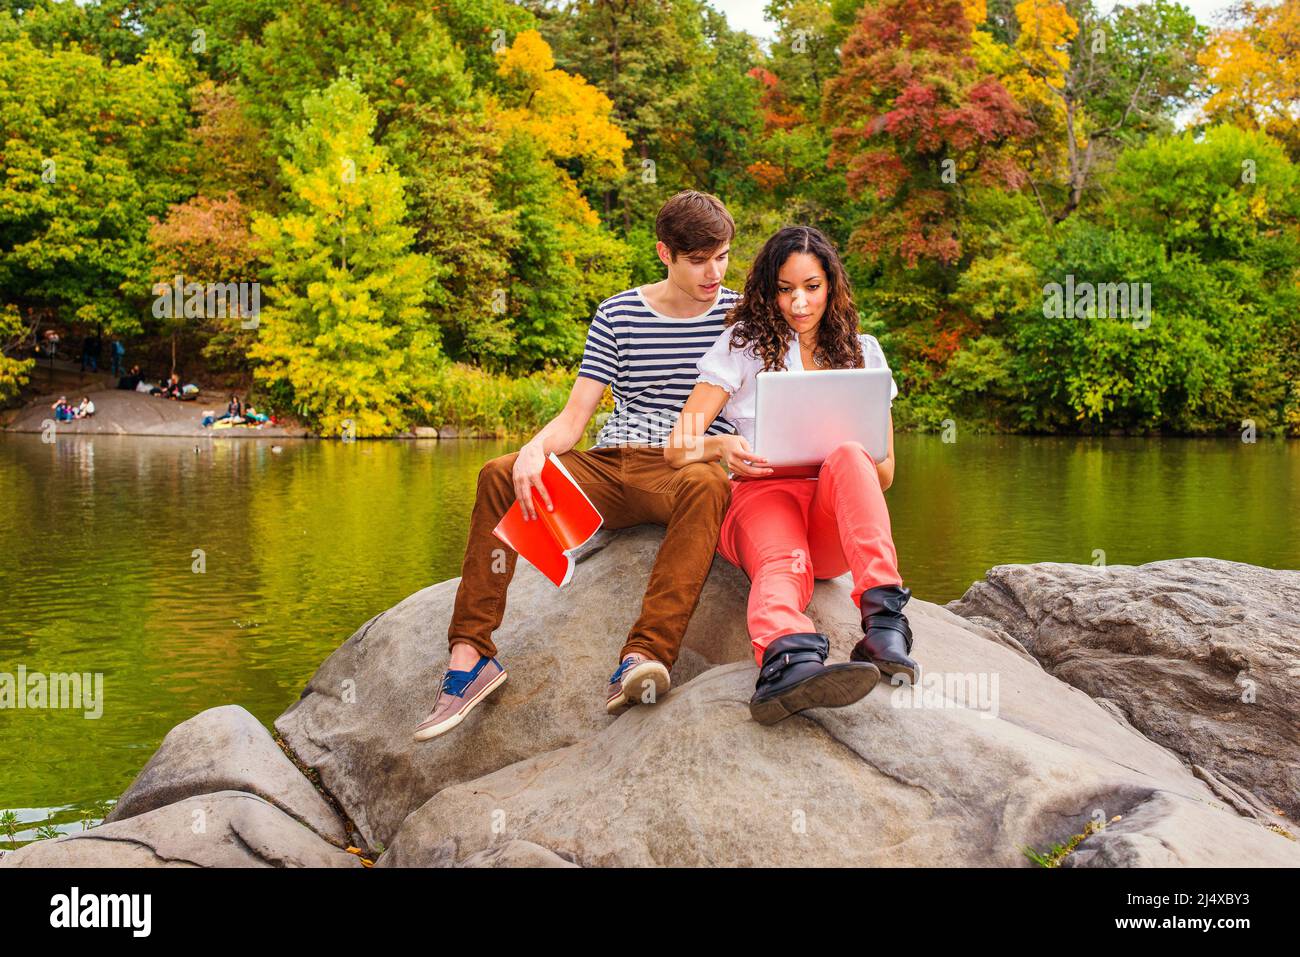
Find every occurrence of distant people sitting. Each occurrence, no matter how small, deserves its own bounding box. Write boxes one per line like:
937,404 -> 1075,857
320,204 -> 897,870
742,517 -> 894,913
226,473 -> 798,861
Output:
51,396 -> 75,422
118,364 -> 143,390
152,373 -> 183,399
74,396 -> 95,419
219,394 -> 243,421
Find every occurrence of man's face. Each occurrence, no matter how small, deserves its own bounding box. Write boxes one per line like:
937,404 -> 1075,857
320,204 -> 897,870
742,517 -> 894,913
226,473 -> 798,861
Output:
660,241 -> 730,302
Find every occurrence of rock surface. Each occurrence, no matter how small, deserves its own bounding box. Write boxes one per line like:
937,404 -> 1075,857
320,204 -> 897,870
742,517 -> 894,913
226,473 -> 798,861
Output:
947,558 -> 1300,822
2,792 -> 362,868
8,529 -> 1296,868
275,525 -> 754,848
376,584 -> 1300,867
104,705 -> 347,844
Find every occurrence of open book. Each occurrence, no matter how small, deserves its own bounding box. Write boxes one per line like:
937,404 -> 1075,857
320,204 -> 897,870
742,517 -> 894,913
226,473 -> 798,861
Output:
492,452 -> 604,587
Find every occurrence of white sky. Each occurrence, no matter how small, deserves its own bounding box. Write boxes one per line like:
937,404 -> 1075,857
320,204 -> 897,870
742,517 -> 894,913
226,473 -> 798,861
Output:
709,0 -> 1243,42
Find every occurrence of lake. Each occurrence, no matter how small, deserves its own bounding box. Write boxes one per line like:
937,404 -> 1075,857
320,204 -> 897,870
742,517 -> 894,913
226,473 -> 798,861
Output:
1,431 -> 1296,842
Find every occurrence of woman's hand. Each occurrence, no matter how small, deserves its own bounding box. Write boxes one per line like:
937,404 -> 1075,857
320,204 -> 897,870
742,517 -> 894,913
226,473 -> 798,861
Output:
512,440 -> 552,521
717,435 -> 773,478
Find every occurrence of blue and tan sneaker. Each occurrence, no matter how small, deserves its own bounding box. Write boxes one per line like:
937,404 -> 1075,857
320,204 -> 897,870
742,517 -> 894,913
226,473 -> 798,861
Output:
605,652 -> 671,714
413,655 -> 507,741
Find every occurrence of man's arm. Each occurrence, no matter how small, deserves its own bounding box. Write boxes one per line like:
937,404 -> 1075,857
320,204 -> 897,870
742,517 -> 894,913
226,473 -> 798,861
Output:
512,375 -> 607,521
524,375 -> 606,457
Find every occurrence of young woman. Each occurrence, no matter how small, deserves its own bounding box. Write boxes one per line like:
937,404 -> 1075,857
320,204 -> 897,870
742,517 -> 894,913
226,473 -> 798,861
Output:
665,225 -> 918,725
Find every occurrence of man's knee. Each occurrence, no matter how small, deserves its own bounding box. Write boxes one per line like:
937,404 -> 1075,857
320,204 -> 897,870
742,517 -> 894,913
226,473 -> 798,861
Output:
477,451 -> 518,493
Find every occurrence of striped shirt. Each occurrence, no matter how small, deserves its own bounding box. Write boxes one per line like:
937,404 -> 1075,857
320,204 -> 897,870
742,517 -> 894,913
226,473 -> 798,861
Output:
577,286 -> 740,448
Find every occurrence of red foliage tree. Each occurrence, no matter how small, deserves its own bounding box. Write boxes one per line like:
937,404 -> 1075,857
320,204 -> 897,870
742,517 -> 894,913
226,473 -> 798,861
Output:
824,0 -> 1035,268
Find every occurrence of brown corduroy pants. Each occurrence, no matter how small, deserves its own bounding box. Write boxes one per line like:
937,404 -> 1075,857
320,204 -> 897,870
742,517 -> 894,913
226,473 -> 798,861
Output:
446,446 -> 731,669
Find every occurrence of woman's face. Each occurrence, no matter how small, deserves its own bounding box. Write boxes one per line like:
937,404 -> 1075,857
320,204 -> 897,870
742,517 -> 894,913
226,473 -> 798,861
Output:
776,252 -> 828,338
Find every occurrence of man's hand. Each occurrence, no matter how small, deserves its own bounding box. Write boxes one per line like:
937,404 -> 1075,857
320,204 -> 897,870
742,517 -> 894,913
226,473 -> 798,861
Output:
717,435 -> 772,478
512,441 -> 553,521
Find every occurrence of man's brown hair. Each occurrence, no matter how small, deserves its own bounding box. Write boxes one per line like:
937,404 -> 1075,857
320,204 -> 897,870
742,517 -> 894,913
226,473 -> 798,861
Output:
655,191 -> 735,260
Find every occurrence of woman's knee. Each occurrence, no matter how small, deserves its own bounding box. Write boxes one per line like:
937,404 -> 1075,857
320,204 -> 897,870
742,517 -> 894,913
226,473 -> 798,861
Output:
825,440 -> 873,466
822,441 -> 880,482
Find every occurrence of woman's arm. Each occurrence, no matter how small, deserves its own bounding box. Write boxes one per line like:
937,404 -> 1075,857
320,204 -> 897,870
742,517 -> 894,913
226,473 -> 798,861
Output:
876,412 -> 896,491
665,383 -> 772,477
665,383 -> 730,468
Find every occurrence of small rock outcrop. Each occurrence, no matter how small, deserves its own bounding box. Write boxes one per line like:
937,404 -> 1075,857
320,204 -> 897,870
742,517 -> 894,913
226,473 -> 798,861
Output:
947,558 -> 1299,822
2,792 -> 361,868
104,705 -> 347,844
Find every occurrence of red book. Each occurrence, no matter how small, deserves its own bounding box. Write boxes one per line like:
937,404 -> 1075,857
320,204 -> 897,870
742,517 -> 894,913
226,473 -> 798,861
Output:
492,453 -> 604,587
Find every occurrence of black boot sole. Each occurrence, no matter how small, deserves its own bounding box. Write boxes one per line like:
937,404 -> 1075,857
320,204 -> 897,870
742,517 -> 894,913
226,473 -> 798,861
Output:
850,645 -> 920,685
749,662 -> 881,726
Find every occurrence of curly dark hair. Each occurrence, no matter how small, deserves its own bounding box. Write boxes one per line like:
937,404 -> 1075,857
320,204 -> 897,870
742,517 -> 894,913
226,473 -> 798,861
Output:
724,225 -> 864,372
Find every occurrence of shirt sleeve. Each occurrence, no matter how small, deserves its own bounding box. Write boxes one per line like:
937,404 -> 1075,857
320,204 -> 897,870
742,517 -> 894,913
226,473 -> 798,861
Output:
696,328 -> 745,395
577,305 -> 619,385
861,334 -> 898,403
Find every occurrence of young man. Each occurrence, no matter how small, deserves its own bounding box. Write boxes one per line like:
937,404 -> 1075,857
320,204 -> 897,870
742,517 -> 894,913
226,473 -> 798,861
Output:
414,190 -> 741,741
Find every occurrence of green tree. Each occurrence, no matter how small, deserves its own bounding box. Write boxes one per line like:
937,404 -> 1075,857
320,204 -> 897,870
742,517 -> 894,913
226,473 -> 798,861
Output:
0,303 -> 35,401
249,77 -> 438,436
0,27 -> 193,334
236,0 -> 473,155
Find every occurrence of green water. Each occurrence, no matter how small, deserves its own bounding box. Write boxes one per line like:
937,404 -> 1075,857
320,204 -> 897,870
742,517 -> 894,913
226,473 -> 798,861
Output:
1,432 -> 1296,842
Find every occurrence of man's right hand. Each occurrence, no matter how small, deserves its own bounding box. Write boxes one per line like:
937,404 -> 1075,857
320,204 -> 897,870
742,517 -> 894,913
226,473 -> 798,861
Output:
512,441 -> 554,521
717,435 -> 772,478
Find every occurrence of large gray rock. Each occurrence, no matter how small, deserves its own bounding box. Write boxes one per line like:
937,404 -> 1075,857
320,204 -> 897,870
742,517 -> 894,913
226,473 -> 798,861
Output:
104,704 -> 347,844
947,558 -> 1300,821
275,526 -> 755,848
1,792 -> 363,868
377,583 -> 1300,867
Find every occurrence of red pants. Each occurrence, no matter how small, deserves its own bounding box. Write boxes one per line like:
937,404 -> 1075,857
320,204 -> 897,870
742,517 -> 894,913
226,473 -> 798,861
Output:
716,441 -> 903,665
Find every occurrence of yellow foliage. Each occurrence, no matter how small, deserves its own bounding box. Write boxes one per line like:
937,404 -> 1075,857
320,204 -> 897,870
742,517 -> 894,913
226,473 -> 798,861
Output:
495,27 -> 555,82
491,29 -> 630,182
1014,0 -> 1077,83
1199,0 -> 1300,154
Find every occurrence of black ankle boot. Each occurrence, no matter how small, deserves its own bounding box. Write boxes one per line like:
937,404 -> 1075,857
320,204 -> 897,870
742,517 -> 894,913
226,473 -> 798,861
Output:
851,584 -> 920,684
749,632 -> 880,725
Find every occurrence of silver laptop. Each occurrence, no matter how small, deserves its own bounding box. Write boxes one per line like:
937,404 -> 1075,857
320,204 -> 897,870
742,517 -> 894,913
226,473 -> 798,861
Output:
746,368 -> 893,479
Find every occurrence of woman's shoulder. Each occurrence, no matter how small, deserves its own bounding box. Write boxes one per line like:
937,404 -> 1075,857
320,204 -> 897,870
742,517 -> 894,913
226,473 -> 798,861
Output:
706,325 -> 761,359
857,332 -> 890,366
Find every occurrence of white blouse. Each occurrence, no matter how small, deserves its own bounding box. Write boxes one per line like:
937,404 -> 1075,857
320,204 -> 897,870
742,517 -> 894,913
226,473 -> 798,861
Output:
695,328 -> 898,449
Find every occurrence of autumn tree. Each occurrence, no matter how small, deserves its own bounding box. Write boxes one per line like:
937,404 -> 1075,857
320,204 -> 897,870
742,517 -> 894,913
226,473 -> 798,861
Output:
1006,0 -> 1205,221
249,78 -> 438,436
487,29 -> 632,365
824,0 -> 1036,270
148,192 -> 259,372
1199,0 -> 1300,161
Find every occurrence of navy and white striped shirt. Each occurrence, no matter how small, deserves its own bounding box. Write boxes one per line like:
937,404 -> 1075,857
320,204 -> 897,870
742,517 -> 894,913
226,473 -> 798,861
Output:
577,286 -> 740,448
